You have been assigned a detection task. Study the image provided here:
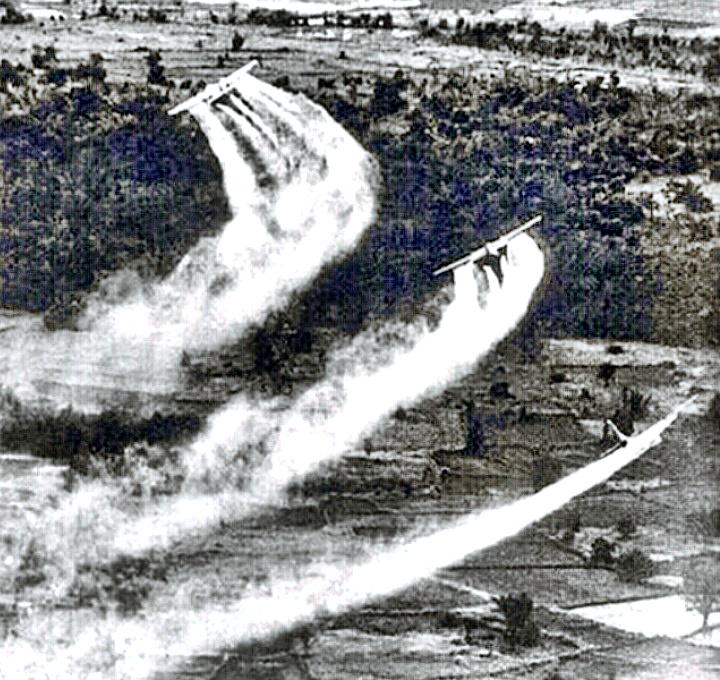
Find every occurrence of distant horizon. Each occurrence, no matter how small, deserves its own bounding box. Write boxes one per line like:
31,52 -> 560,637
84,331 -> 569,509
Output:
15,0 -> 720,25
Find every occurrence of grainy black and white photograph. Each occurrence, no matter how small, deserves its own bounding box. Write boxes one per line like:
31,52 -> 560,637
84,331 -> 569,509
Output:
0,0 -> 718,677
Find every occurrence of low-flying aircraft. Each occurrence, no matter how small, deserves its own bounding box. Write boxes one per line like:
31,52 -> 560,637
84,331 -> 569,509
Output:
605,394 -> 697,452
432,215 -> 542,281
168,60 -> 259,116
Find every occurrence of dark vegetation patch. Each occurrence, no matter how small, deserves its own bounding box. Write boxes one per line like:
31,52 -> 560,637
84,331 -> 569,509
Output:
615,547 -> 656,583
708,393 -> 720,430
69,553 -> 168,614
0,393 -> 201,471
449,18 -> 720,80
306,66 -> 713,347
492,592 -> 540,650
0,54 -> 228,321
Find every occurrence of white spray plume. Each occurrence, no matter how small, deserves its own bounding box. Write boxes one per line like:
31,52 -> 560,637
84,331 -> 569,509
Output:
0,74 -> 378,411
112,233 -> 544,554
143,399 -> 691,666
1,399 -> 691,680
83,75 -> 379,354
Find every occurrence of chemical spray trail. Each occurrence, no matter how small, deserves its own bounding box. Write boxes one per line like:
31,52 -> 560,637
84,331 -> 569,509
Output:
82,75 -> 379,354
112,232 -> 544,554
138,398 -> 692,670
0,75 -> 378,411
0,399 -> 692,680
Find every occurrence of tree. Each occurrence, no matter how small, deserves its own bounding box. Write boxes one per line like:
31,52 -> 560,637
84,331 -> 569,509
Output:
493,593 -> 540,650
231,31 -> 244,52
146,50 -> 166,85
589,537 -> 616,567
598,362 -> 617,387
616,514 -> 637,540
708,393 -> 720,430
370,77 -> 406,118
463,400 -> 485,457
683,557 -> 719,632
0,59 -> 24,89
616,548 -> 655,583
0,0 -> 27,24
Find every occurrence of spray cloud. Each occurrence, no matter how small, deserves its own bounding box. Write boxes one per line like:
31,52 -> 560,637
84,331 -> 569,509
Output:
113,233 -> 544,553
0,400 -> 690,680
0,75 -> 378,411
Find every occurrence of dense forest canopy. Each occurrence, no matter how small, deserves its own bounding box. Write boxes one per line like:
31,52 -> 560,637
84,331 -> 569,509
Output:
0,37 -> 718,347
0,56 -> 228,321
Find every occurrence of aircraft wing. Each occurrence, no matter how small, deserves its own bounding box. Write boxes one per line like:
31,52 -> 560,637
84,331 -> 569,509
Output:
433,215 -> 542,277
168,60 -> 259,116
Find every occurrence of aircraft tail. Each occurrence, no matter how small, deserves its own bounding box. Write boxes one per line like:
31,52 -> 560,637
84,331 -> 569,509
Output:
606,419 -> 629,445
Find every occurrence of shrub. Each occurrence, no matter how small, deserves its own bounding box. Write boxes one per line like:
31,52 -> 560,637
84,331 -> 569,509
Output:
489,381 -> 512,398
493,593 -> 540,650
616,514 -> 637,540
370,78 -> 406,118
616,548 -> 655,583
47,67 -> 67,86
560,509 -> 582,543
147,7 -> 167,23
670,179 -> 713,213
377,11 -> 393,28
590,537 -> 616,567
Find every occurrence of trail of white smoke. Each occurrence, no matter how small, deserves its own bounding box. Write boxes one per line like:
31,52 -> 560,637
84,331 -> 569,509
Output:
112,233 -> 544,554
82,75 -> 380,355
143,401 -> 690,666
0,75 -> 378,409
0,400 -> 690,680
